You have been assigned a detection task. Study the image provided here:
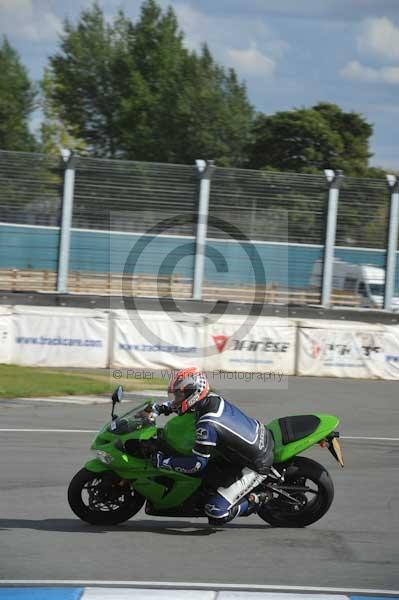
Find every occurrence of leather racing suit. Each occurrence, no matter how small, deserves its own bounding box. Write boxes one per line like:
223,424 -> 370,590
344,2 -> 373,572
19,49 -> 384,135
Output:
155,392 -> 274,523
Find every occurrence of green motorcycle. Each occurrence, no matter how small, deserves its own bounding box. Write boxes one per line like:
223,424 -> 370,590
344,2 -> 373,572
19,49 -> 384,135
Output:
68,386 -> 344,528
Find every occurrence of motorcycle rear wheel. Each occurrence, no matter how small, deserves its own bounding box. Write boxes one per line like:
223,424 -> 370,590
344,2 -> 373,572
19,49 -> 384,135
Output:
258,456 -> 334,527
68,468 -> 145,526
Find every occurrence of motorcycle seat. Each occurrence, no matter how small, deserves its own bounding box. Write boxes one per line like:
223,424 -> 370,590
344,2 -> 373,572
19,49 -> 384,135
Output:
278,415 -> 321,445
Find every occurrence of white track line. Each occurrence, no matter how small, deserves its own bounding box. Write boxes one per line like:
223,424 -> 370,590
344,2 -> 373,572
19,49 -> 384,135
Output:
1,393 -> 163,404
6,397 -> 110,405
0,428 -> 97,433
1,581 -> 399,595
1,430 -> 399,442
341,436 -> 399,441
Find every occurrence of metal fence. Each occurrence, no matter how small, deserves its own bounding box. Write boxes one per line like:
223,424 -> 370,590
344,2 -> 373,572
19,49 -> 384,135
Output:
0,149 -> 398,310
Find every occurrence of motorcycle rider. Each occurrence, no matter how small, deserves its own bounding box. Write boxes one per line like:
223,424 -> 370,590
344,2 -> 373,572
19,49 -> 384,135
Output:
149,367 -> 274,525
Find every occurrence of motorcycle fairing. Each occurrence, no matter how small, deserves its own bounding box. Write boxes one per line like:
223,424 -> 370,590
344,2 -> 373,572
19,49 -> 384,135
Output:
85,409 -> 339,509
267,413 -> 340,463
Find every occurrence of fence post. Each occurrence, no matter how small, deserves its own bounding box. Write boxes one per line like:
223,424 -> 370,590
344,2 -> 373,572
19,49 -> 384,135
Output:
321,169 -> 343,307
384,174 -> 399,311
193,160 -> 215,300
57,149 -> 77,293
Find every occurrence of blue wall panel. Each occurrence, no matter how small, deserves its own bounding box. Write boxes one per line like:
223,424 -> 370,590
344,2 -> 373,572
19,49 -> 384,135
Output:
70,230 -> 195,278
0,224 -> 398,293
0,225 -> 59,270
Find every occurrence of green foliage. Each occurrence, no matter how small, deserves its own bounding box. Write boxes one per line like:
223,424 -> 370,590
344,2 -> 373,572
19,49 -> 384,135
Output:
313,103 -> 372,176
45,1 -> 254,165
248,102 -> 381,177
172,47 -> 254,166
45,4 -> 129,157
0,37 -> 36,151
39,68 -> 88,156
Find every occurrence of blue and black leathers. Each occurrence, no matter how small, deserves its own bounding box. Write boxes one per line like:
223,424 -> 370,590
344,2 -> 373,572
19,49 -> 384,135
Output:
155,393 -> 274,521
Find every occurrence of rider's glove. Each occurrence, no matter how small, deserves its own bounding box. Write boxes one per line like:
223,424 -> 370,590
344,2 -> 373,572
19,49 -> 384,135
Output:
151,451 -> 172,470
135,401 -> 171,420
153,402 -> 173,416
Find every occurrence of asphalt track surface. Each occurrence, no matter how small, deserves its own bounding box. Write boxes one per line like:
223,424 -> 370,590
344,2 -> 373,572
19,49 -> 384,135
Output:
1,376 -> 398,590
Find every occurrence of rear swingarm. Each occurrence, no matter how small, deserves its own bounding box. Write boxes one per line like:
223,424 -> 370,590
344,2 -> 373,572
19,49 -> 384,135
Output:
265,483 -> 312,505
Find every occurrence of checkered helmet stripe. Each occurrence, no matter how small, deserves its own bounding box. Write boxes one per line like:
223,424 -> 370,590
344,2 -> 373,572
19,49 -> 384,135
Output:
168,367 -> 209,413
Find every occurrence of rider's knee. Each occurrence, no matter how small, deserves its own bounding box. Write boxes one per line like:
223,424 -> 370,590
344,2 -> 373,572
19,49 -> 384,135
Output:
204,494 -> 230,519
204,494 -> 238,525
206,507 -> 238,526
204,503 -> 229,520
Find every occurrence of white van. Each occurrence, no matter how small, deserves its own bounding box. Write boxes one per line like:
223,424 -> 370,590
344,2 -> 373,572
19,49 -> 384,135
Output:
310,259 -> 399,309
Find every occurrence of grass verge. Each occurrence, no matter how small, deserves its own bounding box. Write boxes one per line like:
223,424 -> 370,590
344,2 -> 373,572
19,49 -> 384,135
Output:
0,364 -> 166,399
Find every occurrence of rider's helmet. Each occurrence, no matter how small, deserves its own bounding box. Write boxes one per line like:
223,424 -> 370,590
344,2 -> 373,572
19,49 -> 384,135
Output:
167,367 -> 209,415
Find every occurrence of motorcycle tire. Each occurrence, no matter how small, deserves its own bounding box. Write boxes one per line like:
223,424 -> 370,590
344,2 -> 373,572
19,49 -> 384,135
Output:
68,468 -> 145,526
258,456 -> 334,527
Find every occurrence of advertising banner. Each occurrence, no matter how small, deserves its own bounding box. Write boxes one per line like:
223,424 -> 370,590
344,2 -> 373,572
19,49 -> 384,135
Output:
297,319 -> 399,380
0,305 -> 13,364
111,311 -> 203,370
12,306 -> 109,368
203,317 -> 296,375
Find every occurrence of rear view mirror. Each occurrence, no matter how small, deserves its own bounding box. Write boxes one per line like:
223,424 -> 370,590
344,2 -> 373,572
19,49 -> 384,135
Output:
112,385 -> 123,403
111,385 -> 123,419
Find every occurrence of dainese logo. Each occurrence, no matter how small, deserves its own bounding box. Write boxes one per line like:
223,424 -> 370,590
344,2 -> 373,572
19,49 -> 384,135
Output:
312,341 -> 322,359
212,335 -> 230,353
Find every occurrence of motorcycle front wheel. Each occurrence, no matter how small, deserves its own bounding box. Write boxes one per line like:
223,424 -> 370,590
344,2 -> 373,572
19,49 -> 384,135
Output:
258,456 -> 334,527
68,468 -> 145,525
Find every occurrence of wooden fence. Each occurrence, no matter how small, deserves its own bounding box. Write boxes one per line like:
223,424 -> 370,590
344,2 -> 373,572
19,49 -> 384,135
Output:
0,268 -> 361,307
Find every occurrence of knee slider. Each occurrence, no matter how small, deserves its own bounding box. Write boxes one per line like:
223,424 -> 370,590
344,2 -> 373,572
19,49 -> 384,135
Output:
204,503 -> 230,519
206,505 -> 239,526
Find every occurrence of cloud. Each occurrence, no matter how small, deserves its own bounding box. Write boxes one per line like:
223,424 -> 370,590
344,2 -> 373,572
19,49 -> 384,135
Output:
176,0 -> 399,22
340,60 -> 399,84
173,3 -> 210,52
357,17 -> 399,61
23,11 -> 62,42
175,2 -> 271,53
227,44 -> 276,77
171,2 -> 284,79
0,0 -> 31,8
0,0 -> 62,42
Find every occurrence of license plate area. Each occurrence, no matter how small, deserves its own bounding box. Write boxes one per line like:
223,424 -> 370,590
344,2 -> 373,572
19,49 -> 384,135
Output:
326,432 -> 344,467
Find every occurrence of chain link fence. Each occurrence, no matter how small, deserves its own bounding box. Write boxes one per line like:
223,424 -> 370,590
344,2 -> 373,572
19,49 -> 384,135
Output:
0,151 -> 62,290
0,151 -> 62,227
333,176 -> 391,307
73,157 -> 198,235
0,149 -> 397,309
206,168 -> 328,304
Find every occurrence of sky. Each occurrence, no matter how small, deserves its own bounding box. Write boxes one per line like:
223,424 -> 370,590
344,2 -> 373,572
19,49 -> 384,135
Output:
1,0 -> 399,170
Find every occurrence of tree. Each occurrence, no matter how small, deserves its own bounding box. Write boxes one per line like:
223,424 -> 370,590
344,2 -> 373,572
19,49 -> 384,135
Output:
116,0 -> 190,162
0,37 -> 36,151
39,68 -> 88,156
313,103 -> 372,176
172,46 -> 254,166
248,102 -> 378,177
44,1 -> 254,165
45,4 -> 130,157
